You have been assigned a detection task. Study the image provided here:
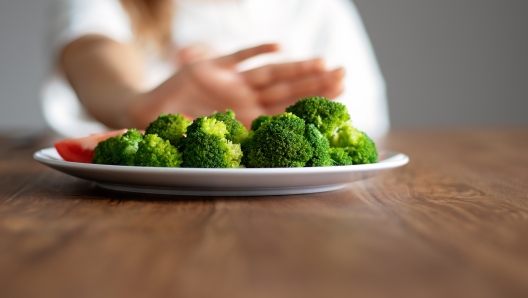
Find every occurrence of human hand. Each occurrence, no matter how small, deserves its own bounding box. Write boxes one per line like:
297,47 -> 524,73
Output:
130,44 -> 345,128
177,43 -> 218,65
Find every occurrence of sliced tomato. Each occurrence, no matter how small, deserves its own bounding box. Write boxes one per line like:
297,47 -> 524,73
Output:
54,129 -> 128,163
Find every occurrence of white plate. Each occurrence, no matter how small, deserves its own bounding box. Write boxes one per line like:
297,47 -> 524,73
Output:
34,148 -> 409,196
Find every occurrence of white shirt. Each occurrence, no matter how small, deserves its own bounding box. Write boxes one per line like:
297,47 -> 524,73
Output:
42,0 -> 389,138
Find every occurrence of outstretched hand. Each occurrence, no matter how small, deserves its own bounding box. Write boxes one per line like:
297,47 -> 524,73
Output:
131,44 -> 345,128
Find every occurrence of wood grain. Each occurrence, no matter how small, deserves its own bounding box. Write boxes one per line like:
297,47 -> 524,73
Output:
0,127 -> 527,298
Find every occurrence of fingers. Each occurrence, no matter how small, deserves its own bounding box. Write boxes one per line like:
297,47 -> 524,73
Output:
257,67 -> 345,107
178,43 -> 217,65
319,82 -> 345,100
215,44 -> 279,67
263,83 -> 344,116
242,58 -> 326,88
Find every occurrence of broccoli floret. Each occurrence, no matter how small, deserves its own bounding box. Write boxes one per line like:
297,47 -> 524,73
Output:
93,129 -> 143,165
145,113 -> 191,148
304,124 -> 332,167
329,147 -> 353,166
182,117 -> 242,168
286,96 -> 378,165
270,113 -> 306,133
210,109 -> 248,144
134,134 -> 183,167
240,130 -> 254,167
286,96 -> 350,136
241,114 -> 273,167
243,113 -> 314,168
328,124 -> 378,164
250,115 -> 272,131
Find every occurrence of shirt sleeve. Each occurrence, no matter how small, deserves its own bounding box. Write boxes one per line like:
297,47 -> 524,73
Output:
46,0 -> 134,62
314,0 -> 390,138
41,0 -> 135,138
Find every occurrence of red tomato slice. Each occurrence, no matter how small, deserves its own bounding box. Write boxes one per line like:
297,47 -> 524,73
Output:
54,129 -> 128,163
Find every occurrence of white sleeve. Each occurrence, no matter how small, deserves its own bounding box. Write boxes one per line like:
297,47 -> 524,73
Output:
47,0 -> 134,61
41,0 -> 135,138
314,0 -> 390,138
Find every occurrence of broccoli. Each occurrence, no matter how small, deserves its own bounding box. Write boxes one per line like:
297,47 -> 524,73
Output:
91,96 -> 378,168
240,130 -> 254,167
329,147 -> 353,166
304,124 -> 332,167
93,129 -> 143,166
285,96 -> 350,136
145,113 -> 191,148
286,96 -> 378,164
181,117 -> 243,168
134,134 -> 183,167
244,113 -> 317,168
250,115 -> 272,131
328,124 -> 378,164
210,109 -> 248,144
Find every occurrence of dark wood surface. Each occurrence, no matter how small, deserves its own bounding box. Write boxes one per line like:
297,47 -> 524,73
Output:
1,127 -> 527,298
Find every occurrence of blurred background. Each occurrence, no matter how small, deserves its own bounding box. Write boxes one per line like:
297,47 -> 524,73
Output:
0,0 -> 527,131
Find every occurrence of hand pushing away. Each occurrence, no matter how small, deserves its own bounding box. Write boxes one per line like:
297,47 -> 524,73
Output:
129,44 -> 345,128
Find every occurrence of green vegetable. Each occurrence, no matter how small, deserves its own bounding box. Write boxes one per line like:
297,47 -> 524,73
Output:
181,117 -> 243,168
328,124 -> 378,164
240,130 -> 254,167
210,109 -> 248,144
244,113 -> 315,168
286,96 -> 350,136
304,124 -> 332,167
329,147 -> 353,166
134,134 -> 183,167
250,115 -> 272,131
287,96 -> 377,164
91,97 -> 378,168
145,113 -> 191,148
93,129 -> 143,166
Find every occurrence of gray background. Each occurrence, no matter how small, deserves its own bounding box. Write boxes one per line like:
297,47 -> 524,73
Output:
0,0 -> 527,130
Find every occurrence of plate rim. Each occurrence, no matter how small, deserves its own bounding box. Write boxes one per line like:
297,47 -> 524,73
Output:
97,183 -> 348,197
34,147 -> 409,174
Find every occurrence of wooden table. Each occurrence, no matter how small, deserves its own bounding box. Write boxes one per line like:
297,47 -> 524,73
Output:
1,127 -> 527,298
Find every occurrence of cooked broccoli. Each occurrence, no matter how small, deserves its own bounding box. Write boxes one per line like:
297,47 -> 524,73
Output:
286,96 -> 378,164
285,96 -> 350,136
181,117 -> 243,168
329,147 -> 353,166
244,113 -> 316,168
145,113 -> 191,148
134,134 -> 183,167
250,115 -> 272,131
304,124 -> 332,167
91,96 -> 378,168
93,129 -> 143,166
240,130 -> 254,167
328,124 -> 378,164
210,109 -> 248,144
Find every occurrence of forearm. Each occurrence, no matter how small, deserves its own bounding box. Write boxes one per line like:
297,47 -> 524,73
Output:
60,35 -> 148,128
60,39 -> 344,131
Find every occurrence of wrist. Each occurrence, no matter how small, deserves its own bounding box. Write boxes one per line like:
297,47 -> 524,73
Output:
125,92 -> 153,129
126,73 -> 196,129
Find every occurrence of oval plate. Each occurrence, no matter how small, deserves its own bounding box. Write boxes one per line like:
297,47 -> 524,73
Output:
34,148 -> 408,196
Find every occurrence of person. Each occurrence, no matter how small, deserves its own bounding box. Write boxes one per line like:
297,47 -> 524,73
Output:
41,0 -> 389,138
